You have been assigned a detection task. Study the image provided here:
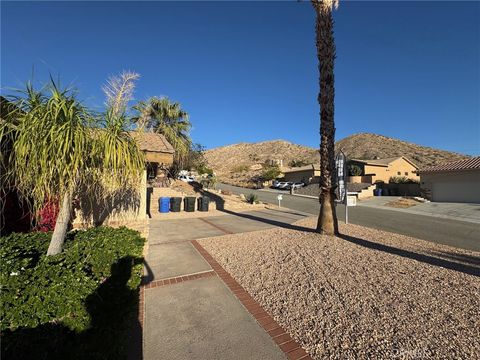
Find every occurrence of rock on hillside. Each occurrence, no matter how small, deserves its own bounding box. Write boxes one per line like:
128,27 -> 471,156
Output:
205,134 -> 470,186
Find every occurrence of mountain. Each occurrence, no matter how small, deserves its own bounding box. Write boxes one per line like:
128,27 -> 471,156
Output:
205,133 -> 470,186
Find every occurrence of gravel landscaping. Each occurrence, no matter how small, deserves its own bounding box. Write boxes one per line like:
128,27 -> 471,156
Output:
198,218 -> 480,359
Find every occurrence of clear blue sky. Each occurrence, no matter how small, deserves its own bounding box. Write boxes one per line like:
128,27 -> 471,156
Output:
2,1 -> 479,155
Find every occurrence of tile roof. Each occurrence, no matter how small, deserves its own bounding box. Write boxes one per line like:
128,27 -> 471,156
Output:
350,156 -> 418,168
419,156 -> 479,174
129,131 -> 175,154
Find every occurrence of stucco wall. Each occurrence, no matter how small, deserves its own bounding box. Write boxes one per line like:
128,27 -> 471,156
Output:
420,170 -> 480,203
364,158 -> 419,183
72,170 -> 148,236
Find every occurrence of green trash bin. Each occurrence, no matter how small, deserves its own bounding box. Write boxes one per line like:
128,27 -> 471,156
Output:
197,196 -> 210,212
170,197 -> 182,212
184,197 -> 196,212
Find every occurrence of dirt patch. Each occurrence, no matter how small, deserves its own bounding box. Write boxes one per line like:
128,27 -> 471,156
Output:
169,180 -> 199,195
385,197 -> 422,208
198,219 -> 480,359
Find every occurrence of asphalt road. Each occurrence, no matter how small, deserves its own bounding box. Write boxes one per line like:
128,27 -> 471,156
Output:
217,183 -> 480,252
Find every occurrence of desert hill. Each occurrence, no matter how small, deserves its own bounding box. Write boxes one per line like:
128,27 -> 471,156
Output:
205,133 -> 469,186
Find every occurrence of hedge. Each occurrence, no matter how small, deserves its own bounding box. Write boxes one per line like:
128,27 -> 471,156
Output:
0,227 -> 145,359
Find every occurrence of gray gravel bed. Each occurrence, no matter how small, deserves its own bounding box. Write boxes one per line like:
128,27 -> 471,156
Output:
198,218 -> 480,359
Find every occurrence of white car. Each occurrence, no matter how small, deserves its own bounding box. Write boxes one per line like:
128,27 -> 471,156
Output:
287,182 -> 305,190
278,182 -> 293,190
178,175 -> 195,183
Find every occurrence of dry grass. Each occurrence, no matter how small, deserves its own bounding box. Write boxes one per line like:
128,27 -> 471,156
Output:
385,197 -> 422,208
199,218 -> 480,359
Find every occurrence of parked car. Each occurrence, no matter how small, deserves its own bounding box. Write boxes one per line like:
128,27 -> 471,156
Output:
286,182 -> 305,190
278,182 -> 293,190
178,175 -> 195,183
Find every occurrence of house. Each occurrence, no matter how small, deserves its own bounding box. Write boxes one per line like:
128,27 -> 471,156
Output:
130,131 -> 175,180
418,157 -> 480,203
283,164 -> 320,184
348,157 -> 419,184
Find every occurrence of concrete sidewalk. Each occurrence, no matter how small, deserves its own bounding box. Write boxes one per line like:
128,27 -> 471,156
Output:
142,208 -> 307,360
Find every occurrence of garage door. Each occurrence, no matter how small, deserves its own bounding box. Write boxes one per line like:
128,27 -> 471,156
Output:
432,181 -> 480,203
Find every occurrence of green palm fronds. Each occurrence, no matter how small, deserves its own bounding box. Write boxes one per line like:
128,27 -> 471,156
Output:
133,97 -> 192,162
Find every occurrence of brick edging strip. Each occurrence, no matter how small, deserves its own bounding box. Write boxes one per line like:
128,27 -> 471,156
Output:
191,240 -> 313,360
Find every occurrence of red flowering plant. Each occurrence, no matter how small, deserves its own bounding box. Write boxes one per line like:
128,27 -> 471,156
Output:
35,199 -> 59,232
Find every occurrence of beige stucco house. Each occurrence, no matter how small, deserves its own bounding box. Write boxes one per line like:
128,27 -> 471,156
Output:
348,157 -> 419,184
419,157 -> 480,203
283,164 -> 320,184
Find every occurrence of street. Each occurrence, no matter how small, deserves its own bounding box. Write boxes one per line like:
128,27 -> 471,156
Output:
217,183 -> 480,252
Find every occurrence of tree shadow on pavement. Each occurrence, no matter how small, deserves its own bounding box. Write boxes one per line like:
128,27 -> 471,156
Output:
339,234 -> 480,277
2,256 -> 144,360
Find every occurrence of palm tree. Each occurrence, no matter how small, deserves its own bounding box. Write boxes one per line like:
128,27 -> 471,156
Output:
1,72 -> 145,255
312,0 -> 339,235
133,97 -> 191,166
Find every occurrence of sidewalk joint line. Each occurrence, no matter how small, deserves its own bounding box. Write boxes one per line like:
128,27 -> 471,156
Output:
142,270 -> 216,290
198,217 -> 233,234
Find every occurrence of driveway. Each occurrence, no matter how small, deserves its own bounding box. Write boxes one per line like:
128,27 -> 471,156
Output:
142,208 -> 309,360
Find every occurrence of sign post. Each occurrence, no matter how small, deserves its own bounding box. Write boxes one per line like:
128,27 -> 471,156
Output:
335,151 -> 348,224
277,194 -> 283,208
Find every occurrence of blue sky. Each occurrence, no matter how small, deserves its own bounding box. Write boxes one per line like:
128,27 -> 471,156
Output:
2,1 -> 479,155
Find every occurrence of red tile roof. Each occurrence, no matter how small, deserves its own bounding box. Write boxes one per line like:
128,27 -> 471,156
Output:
419,156 -> 479,174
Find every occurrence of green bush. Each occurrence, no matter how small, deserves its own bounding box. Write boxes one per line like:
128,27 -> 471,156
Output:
389,176 -> 419,184
246,193 -> 259,204
1,227 -> 145,359
288,159 -> 308,167
261,165 -> 281,181
348,164 -> 362,176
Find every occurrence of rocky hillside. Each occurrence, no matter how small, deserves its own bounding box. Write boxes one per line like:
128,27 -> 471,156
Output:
205,133 -> 469,186
336,133 -> 468,168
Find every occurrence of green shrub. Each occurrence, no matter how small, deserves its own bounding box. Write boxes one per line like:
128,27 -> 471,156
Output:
246,193 -> 259,204
389,176 -> 419,184
1,227 -> 145,359
288,159 -> 308,167
348,164 -> 362,176
261,165 -> 281,181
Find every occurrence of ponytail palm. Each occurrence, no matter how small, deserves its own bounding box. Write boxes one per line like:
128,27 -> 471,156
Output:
1,73 -> 144,255
133,97 -> 191,164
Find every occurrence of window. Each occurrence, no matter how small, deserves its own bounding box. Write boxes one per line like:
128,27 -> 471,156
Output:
405,172 -> 408,176
397,171 -> 401,175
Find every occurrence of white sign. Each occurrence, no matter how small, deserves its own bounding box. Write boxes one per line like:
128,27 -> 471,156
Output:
347,195 -> 357,207
335,152 -> 346,203
277,194 -> 283,201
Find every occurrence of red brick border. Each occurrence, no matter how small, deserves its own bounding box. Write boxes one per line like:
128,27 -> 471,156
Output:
191,240 -> 313,360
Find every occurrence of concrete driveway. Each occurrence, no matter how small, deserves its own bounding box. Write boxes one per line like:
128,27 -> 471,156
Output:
358,197 -> 480,224
143,208 -> 308,360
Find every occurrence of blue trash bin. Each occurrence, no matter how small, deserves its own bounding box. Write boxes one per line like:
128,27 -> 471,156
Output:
159,197 -> 170,213
374,189 -> 383,196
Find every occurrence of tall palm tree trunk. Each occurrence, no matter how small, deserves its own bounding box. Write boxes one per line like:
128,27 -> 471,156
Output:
313,1 -> 339,235
47,190 -> 72,255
